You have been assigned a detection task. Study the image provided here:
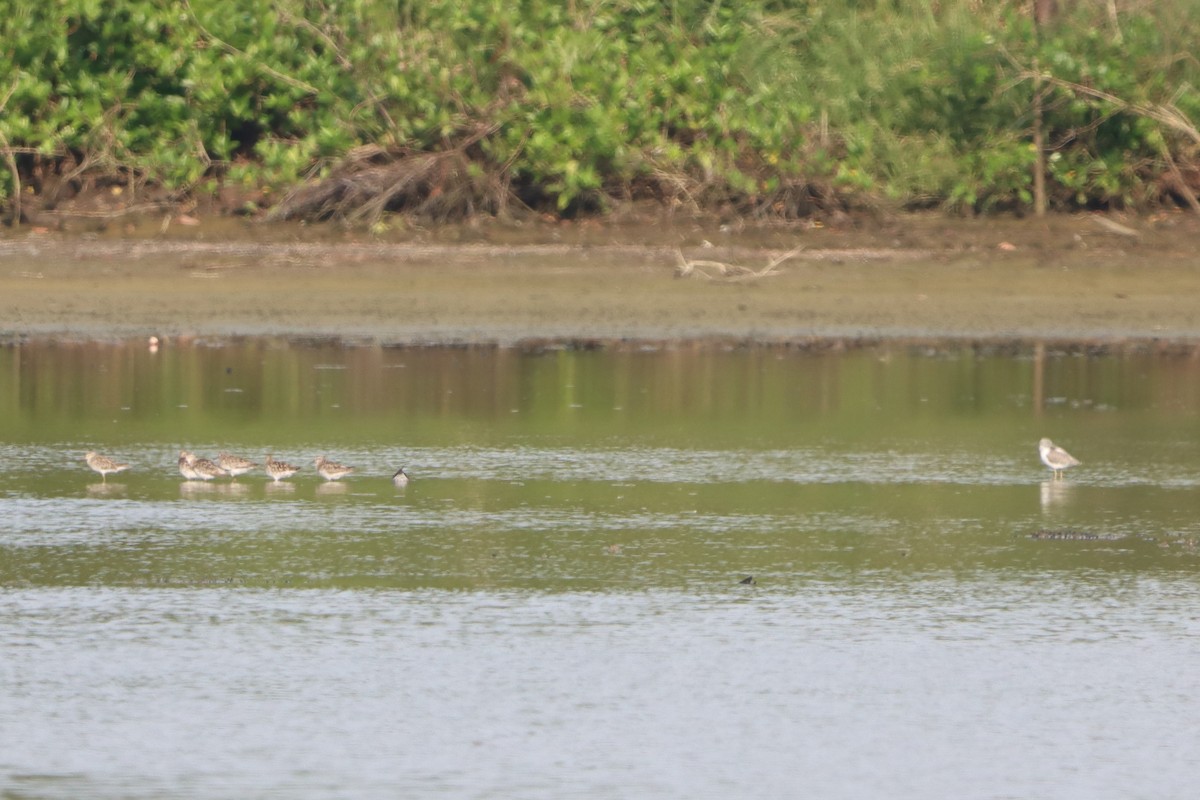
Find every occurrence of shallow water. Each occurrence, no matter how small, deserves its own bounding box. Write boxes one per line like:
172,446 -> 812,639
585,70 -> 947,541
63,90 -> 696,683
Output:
3,340 -> 1200,798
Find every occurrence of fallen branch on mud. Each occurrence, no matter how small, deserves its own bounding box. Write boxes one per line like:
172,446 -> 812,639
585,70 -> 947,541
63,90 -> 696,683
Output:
673,246 -> 803,282
1089,215 -> 1141,239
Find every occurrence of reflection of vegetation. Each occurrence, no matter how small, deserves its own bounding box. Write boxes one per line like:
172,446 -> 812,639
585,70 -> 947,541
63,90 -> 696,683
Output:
1,1 -> 1198,221
3,341 -> 1200,450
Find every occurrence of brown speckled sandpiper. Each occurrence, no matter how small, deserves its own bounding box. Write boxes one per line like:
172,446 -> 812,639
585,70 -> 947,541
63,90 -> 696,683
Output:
265,454 -> 300,482
217,452 -> 259,478
314,455 -> 355,482
85,451 -> 131,482
187,453 -> 228,481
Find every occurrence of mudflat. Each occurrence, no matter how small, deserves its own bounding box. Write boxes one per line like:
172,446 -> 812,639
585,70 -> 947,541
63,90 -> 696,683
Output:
2,212 -> 1198,347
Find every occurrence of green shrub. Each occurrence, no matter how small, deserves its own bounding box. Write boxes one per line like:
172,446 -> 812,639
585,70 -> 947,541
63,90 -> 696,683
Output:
1,0 -> 1198,219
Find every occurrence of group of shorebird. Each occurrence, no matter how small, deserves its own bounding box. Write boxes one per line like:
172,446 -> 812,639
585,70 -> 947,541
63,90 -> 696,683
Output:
85,439 -> 1080,487
84,450 -> 410,487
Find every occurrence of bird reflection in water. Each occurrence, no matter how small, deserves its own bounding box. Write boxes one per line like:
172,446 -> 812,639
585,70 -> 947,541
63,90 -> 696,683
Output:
1039,479 -> 1073,511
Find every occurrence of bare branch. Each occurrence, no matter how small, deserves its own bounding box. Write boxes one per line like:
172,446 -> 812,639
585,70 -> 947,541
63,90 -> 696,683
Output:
0,78 -> 21,225
1025,71 -> 1200,146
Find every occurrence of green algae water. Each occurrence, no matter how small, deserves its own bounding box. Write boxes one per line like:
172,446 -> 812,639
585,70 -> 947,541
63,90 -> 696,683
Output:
3,339 -> 1200,798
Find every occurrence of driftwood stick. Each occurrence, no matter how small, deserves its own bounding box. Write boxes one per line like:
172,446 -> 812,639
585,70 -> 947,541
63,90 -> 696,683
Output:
674,246 -> 803,282
1089,216 -> 1141,238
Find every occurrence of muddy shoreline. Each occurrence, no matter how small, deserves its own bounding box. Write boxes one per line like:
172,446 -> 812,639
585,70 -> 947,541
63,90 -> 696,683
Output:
3,212 -> 1199,350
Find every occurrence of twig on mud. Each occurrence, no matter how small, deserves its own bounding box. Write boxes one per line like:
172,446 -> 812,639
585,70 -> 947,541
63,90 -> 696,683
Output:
673,246 -> 803,282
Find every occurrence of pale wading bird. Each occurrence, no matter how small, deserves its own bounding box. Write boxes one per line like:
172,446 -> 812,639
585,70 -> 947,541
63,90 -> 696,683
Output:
314,455 -> 355,482
1038,438 -> 1081,480
85,451 -> 131,482
392,467 -> 410,488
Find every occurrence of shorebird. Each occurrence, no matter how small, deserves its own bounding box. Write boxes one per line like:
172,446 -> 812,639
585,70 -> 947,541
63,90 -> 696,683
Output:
188,453 -> 228,481
265,454 -> 300,482
392,467 -> 409,488
178,450 -> 200,480
217,452 -> 259,478
85,451 -> 130,481
1039,438 -> 1081,480
314,455 -> 355,482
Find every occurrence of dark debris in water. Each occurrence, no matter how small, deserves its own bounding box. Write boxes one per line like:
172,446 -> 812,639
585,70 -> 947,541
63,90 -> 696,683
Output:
1029,528 -> 1123,541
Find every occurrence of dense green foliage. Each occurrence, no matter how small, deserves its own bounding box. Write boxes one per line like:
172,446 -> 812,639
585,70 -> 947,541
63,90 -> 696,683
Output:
1,0 -> 1198,220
